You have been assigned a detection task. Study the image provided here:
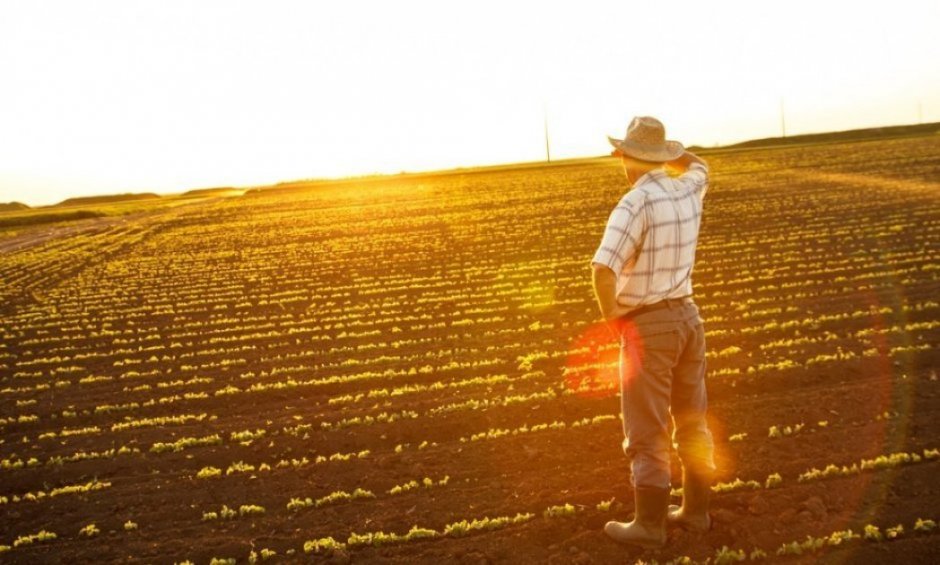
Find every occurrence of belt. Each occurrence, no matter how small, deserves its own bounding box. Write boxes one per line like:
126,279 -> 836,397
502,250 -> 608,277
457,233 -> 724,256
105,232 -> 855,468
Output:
620,296 -> 693,320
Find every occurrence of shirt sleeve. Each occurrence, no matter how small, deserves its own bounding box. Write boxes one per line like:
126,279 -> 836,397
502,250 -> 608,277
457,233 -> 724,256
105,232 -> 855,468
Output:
676,162 -> 709,199
591,192 -> 647,275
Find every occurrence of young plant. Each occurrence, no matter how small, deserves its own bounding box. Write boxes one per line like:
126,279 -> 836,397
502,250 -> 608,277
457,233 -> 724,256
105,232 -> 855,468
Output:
713,546 -> 746,564
12,530 -> 57,547
863,524 -> 882,541
543,503 -> 578,518
596,497 -> 615,511
239,504 -> 265,517
303,537 -> 346,554
248,548 -> 277,563
765,473 -> 783,489
885,524 -> 904,539
914,518 -> 937,533
196,466 -> 222,479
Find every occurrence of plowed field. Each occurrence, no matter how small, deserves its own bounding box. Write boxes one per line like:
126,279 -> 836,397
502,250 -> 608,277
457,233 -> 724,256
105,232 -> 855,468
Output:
1,135 -> 938,564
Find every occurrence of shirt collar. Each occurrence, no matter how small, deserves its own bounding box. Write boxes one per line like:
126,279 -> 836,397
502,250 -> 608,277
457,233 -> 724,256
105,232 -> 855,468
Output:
632,168 -> 668,189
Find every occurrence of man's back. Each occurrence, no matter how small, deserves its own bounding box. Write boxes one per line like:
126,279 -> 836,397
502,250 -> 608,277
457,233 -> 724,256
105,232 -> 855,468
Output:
592,163 -> 709,309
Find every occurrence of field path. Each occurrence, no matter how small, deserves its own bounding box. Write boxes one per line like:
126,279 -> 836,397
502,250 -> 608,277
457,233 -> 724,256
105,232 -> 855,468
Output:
0,196 -> 234,255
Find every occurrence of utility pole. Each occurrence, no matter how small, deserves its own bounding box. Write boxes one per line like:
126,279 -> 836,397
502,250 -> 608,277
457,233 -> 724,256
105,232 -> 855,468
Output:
543,103 -> 551,163
780,98 -> 787,138
918,100 -> 923,124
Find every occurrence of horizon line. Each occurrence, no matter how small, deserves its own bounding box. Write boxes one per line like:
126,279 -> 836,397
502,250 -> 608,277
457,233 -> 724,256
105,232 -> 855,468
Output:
6,119 -> 939,209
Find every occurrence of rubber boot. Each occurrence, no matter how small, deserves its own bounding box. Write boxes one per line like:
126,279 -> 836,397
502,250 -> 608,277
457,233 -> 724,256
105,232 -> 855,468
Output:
604,486 -> 669,548
667,467 -> 712,533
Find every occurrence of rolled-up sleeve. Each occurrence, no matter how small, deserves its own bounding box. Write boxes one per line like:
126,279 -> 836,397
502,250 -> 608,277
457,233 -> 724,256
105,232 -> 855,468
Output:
591,193 -> 646,275
677,162 -> 709,199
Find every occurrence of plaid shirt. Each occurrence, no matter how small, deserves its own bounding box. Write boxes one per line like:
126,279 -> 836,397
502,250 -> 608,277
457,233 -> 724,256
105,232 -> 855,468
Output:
591,164 -> 709,310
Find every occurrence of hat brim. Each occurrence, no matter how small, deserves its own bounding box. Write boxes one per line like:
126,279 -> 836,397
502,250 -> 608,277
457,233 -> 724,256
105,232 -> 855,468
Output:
608,136 -> 684,162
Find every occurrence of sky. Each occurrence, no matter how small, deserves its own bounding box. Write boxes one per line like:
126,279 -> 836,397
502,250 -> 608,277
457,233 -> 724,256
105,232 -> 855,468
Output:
1,0 -> 938,206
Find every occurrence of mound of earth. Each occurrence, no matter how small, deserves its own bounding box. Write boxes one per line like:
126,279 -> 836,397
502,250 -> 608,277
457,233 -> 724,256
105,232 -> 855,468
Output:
54,193 -> 161,207
0,201 -> 30,212
180,187 -> 240,197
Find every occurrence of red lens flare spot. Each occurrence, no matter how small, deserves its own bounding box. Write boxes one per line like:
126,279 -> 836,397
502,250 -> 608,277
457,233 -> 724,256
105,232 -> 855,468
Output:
564,319 -> 644,399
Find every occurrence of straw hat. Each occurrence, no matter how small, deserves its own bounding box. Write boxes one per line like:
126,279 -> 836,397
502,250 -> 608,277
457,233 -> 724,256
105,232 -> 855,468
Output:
607,116 -> 684,162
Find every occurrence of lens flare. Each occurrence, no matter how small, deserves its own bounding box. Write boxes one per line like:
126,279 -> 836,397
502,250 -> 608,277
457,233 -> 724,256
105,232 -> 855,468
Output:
819,281 -> 918,556
564,319 -> 644,398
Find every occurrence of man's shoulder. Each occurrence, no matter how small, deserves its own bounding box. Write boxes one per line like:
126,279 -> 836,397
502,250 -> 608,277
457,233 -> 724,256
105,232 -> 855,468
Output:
615,188 -> 652,215
621,185 -> 654,204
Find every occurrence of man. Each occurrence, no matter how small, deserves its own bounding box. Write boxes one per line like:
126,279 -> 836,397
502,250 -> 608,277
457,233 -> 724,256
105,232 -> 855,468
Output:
591,116 -> 716,548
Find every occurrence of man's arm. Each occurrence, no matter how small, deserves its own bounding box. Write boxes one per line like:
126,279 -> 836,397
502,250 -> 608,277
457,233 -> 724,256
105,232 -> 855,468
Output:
590,192 -> 647,333
666,150 -> 709,198
665,150 -> 707,173
591,264 -> 631,335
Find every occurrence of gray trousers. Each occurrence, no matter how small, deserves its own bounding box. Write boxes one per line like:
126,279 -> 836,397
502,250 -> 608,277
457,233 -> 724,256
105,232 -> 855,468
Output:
618,301 -> 716,489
